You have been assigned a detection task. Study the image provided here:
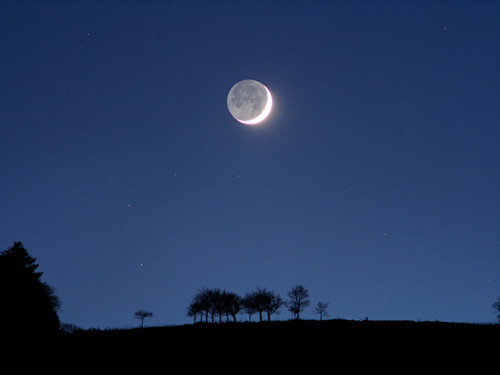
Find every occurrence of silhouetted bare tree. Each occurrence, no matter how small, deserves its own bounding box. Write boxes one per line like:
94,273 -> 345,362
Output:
242,291 -> 258,321
188,288 -> 243,323
206,288 -> 222,323
187,298 -> 201,323
0,242 -> 61,335
313,301 -> 329,320
211,288 -> 227,323
134,310 -> 153,328
286,285 -> 310,320
493,297 -> 500,323
261,289 -> 283,321
187,290 -> 202,323
241,288 -> 275,322
189,288 -> 211,322
252,288 -> 267,322
191,287 -> 212,323
221,290 -> 242,322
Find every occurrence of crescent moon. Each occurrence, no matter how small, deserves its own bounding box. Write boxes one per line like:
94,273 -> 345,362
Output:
238,86 -> 273,125
227,80 -> 273,125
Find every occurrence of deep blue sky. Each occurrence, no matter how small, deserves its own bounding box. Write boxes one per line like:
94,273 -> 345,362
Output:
1,1 -> 499,329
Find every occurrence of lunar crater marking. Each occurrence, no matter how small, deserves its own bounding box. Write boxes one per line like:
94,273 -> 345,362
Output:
227,79 -> 272,125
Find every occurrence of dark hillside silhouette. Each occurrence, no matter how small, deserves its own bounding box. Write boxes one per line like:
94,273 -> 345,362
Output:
57,319 -> 500,360
0,241 -> 61,336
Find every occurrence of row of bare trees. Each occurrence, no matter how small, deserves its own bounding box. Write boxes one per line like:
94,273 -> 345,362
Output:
187,285 -> 328,323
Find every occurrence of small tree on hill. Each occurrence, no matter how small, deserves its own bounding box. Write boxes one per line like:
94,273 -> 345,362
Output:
262,289 -> 283,321
250,288 -> 267,322
188,287 -> 213,323
187,299 -> 201,323
221,290 -> 242,322
242,291 -> 258,321
313,301 -> 329,321
286,285 -> 310,320
493,297 -> 500,323
134,310 -> 153,328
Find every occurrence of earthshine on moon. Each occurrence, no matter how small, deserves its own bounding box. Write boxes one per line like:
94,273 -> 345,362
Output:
227,79 -> 273,125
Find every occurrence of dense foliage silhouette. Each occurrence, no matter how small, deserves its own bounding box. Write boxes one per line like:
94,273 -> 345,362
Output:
0,241 -> 61,335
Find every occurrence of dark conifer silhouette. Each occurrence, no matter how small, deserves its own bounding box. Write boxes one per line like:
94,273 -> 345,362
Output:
0,241 -> 61,335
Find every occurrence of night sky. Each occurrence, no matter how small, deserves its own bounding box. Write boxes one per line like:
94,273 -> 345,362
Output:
1,1 -> 499,329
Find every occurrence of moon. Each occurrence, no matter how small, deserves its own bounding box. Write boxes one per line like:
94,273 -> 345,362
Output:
227,79 -> 273,125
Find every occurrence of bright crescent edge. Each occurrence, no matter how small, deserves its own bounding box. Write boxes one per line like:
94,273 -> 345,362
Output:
237,86 -> 273,125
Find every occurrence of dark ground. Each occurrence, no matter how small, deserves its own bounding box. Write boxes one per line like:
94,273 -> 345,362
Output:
6,319 -> 497,369
60,319 -> 498,350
